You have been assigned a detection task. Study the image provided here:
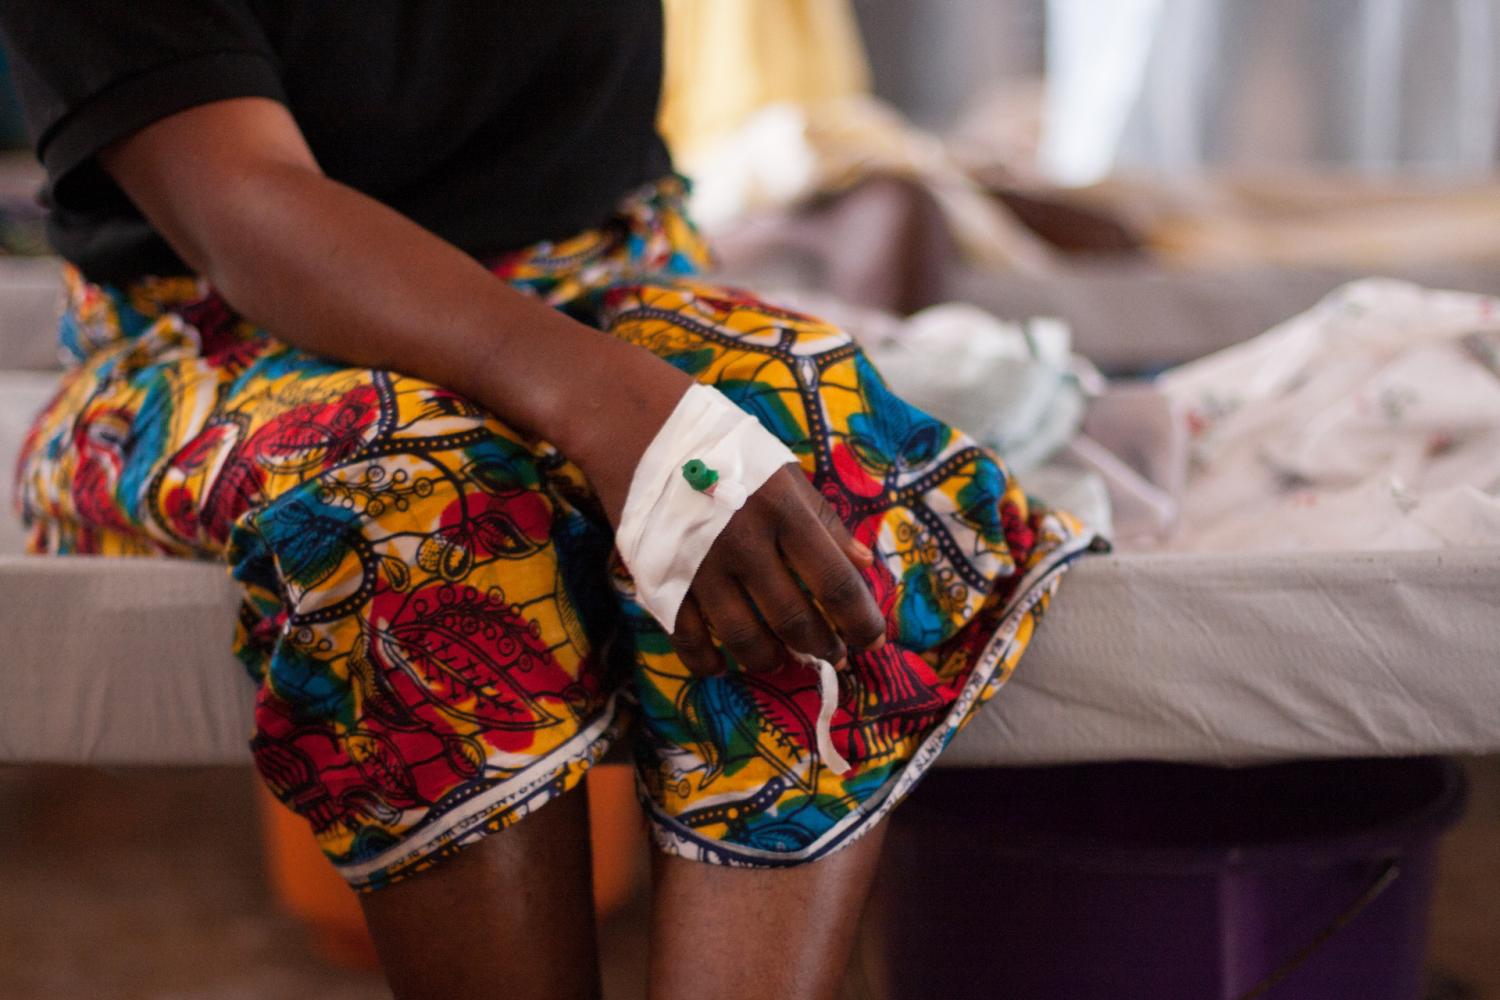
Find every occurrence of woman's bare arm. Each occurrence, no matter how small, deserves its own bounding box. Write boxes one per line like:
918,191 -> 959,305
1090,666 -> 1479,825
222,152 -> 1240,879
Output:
101,97 -> 684,503
101,97 -> 884,672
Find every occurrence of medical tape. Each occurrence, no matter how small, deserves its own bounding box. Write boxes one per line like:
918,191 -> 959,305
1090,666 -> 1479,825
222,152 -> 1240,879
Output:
797,652 -> 853,775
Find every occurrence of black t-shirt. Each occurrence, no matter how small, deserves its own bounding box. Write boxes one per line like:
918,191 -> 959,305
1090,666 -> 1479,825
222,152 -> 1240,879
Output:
0,0 -> 672,282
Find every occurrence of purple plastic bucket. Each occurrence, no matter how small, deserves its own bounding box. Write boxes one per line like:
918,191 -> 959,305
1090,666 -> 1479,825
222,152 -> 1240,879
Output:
870,757 -> 1466,1000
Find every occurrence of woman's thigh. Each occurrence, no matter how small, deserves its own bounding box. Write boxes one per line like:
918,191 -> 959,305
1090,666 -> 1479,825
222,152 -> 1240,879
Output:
224,349 -> 630,889
21,322 -> 630,891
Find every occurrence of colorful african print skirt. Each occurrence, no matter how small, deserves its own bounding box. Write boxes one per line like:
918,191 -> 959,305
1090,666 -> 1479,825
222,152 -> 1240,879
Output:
14,179 -> 1092,890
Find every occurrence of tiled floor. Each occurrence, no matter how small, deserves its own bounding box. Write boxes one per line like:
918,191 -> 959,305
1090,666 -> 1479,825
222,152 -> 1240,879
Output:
0,765 -> 652,1000
0,766 -> 393,1000
1,759 -> 1495,999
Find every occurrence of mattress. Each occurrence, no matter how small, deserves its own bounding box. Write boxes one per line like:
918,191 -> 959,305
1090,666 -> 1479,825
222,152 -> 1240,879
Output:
0,258 -> 64,371
3,544 -> 1497,767
4,300 -> 1499,768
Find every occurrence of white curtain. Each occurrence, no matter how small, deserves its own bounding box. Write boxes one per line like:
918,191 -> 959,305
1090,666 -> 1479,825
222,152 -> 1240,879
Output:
1042,0 -> 1500,183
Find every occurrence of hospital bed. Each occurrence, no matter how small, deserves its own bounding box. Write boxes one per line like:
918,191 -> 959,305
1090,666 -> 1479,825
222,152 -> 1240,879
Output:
3,257 -> 1498,768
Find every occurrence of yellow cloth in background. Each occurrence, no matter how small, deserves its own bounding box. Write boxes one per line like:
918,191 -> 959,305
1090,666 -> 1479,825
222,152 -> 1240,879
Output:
658,0 -> 871,161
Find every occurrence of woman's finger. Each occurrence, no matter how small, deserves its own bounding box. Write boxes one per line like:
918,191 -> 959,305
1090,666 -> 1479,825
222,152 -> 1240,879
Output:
737,545 -> 845,666
692,568 -> 784,673
669,595 -> 726,678
791,472 -> 874,570
776,484 -> 887,654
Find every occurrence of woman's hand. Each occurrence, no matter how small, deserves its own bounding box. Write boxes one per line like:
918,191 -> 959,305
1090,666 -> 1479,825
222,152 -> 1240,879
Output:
561,364 -> 886,678
668,464 -> 886,677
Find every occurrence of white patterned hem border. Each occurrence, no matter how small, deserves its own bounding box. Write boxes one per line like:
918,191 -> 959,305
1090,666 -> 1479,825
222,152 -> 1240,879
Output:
336,689 -> 627,887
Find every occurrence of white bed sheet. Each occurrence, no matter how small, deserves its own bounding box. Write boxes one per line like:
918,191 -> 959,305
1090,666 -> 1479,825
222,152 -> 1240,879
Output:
946,546 -> 1500,766
2,544 -> 1496,767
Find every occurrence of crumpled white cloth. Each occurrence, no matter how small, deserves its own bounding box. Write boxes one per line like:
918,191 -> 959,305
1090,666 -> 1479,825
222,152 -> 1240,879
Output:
1158,279 -> 1500,552
864,303 -> 1097,475
616,383 -> 852,775
763,292 -> 1101,475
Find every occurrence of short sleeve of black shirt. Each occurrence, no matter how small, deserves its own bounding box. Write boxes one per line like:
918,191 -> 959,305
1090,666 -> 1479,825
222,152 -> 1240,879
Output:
0,1 -> 288,277
1,1 -> 282,194
0,1 -> 673,283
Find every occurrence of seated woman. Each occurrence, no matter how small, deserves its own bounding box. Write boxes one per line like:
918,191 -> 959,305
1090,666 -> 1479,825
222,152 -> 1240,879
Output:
1,3 -> 1087,997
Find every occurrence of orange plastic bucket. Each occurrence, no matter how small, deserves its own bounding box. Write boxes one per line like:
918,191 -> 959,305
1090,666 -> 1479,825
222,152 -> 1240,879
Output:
256,763 -> 646,969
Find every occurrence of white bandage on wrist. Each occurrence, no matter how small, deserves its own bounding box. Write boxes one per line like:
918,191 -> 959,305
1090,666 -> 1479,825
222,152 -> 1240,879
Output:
616,383 -> 798,634
615,383 -> 853,776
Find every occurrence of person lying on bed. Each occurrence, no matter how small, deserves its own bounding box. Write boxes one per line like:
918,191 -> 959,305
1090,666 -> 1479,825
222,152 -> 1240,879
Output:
0,3 -> 1086,997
